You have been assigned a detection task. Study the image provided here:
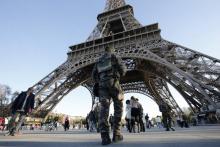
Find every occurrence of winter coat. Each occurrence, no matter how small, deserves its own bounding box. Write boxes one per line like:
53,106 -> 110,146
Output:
11,91 -> 35,114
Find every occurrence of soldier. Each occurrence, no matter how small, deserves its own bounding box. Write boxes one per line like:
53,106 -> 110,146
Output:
159,101 -> 175,131
92,46 -> 126,145
6,87 -> 35,136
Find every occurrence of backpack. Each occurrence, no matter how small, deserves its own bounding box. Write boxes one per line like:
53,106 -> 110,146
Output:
97,54 -> 113,74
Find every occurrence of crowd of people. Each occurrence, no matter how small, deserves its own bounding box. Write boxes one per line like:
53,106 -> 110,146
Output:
123,96 -> 191,133
0,83 -> 216,137
83,95 -> 192,135
125,96 -> 144,133
1,45 -> 218,146
86,110 -> 98,132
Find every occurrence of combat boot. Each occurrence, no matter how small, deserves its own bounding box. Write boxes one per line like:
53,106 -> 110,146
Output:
171,127 -> 175,131
165,128 -> 170,131
112,133 -> 123,143
101,132 -> 111,145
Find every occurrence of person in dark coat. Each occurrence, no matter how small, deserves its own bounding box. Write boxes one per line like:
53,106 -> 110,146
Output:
6,87 -> 35,136
64,116 -> 70,131
136,98 -> 145,132
11,88 -> 35,115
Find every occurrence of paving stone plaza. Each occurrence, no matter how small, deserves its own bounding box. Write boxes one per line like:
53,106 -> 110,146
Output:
1,126 -> 220,147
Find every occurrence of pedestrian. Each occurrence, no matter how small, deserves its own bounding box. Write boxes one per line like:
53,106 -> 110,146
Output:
130,96 -> 139,133
155,116 -> 162,128
64,116 -> 70,131
0,118 -> 4,131
4,117 -> 8,131
109,114 -> 114,131
54,121 -> 58,130
86,113 -> 89,130
136,98 -> 145,132
176,115 -> 181,127
159,101 -> 175,131
88,110 -> 96,132
6,87 -> 35,136
125,99 -> 132,132
92,46 -> 126,145
181,114 -> 189,128
145,113 -> 150,129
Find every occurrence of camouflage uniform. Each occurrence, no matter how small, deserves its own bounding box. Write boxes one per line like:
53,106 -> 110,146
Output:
159,102 -> 175,131
92,47 -> 126,145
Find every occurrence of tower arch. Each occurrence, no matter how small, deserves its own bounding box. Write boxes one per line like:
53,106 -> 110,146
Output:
8,0 -> 219,122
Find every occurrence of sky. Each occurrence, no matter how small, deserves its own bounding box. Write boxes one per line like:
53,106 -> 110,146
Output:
0,0 -> 220,118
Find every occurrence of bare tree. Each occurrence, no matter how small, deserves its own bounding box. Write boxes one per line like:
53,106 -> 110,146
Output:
11,91 -> 20,103
0,84 -> 5,100
0,84 -> 12,105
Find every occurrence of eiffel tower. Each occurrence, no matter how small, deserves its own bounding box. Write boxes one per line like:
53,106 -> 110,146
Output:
22,0 -> 220,119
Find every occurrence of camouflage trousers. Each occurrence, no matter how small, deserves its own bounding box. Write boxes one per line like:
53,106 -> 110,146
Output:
98,86 -> 123,135
162,112 -> 172,129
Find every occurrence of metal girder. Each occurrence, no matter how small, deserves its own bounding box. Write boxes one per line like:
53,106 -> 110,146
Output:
142,75 -> 183,115
121,81 -> 153,98
150,41 -> 220,104
87,2 -> 141,41
33,67 -> 92,118
69,23 -> 219,110
104,0 -> 126,12
7,0 -> 219,122
31,21 -> 219,118
152,78 -> 183,115
164,71 -> 204,109
15,26 -> 215,120
152,40 -> 220,91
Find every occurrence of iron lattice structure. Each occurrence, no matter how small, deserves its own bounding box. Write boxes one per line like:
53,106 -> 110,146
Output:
18,0 -> 219,118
